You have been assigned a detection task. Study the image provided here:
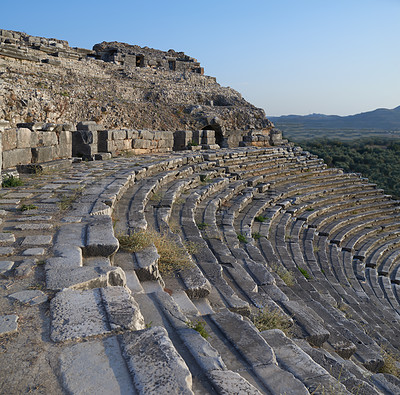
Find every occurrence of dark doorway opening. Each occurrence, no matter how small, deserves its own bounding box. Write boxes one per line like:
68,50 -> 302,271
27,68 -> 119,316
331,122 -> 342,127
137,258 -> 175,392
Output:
136,55 -> 144,67
168,60 -> 176,71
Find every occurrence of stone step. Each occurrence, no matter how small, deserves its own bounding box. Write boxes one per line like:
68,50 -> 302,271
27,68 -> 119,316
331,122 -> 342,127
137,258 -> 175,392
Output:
261,329 -> 350,394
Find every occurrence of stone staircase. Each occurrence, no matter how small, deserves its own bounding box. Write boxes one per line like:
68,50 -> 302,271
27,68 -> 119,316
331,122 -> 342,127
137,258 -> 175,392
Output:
1,145 -> 400,394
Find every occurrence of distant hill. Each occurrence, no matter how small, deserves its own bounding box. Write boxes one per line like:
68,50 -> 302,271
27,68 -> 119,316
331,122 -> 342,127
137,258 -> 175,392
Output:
269,106 -> 400,141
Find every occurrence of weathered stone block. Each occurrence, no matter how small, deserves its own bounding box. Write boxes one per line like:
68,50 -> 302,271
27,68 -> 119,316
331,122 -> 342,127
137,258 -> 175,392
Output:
132,139 -> 151,149
0,120 -> 10,132
157,139 -> 174,149
3,148 -> 32,169
113,139 -> 126,151
173,130 -> 193,150
112,130 -> 126,140
32,146 -> 55,163
72,130 -> 98,158
38,131 -> 57,146
59,337 -> 136,395
76,121 -> 103,131
2,129 -> 17,151
16,128 -> 31,148
30,131 -> 39,147
58,130 -> 72,158
138,130 -> 154,140
121,327 -> 193,394
126,129 -> 139,139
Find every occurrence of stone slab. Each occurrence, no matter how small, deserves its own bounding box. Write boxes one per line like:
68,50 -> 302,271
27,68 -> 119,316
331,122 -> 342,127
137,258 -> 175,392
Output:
59,337 -> 136,395
134,244 -> 161,281
121,326 -> 193,394
22,235 -> 53,246
0,314 -> 18,336
0,247 -> 14,256
14,259 -> 36,277
22,248 -> 46,256
84,216 -> 119,257
46,265 -> 126,291
208,370 -> 263,395
50,287 -> 143,342
0,233 -> 15,244
3,192 -> 33,199
0,260 -> 14,274
14,223 -> 53,231
9,290 -> 48,305
210,309 -> 276,367
16,215 -> 53,222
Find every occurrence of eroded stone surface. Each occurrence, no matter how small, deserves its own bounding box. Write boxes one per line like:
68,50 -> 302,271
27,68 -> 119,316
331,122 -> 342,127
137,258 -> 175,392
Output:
50,287 -> 144,342
208,370 -> 263,395
59,337 -> 136,395
0,261 -> 14,274
0,314 -> 18,336
9,290 -> 48,305
22,235 -> 53,246
121,326 -> 193,394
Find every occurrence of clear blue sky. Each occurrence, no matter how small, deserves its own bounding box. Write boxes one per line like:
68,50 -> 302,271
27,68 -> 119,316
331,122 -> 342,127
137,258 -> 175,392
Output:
1,0 -> 399,116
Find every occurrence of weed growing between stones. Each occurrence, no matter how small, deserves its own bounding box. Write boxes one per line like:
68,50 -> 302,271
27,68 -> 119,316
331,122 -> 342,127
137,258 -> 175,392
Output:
254,215 -> 268,222
252,232 -> 261,240
252,308 -> 292,336
19,204 -> 38,211
196,222 -> 208,230
270,262 -> 295,286
117,230 -> 195,274
187,320 -> 209,339
237,233 -> 248,243
379,348 -> 400,378
149,190 -> 163,202
57,187 -> 84,211
298,267 -> 312,280
2,175 -> 24,188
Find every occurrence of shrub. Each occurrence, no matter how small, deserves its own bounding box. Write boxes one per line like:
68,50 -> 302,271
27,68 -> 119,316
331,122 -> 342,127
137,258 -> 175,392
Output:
252,232 -> 261,240
2,175 -> 23,188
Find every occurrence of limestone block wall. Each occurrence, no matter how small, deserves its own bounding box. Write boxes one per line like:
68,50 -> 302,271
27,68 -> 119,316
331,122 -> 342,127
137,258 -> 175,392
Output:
1,122 -> 73,170
98,129 -> 174,155
0,119 -> 286,171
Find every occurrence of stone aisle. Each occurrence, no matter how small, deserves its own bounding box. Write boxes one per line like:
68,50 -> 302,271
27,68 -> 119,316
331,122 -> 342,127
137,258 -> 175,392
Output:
0,156 -> 158,394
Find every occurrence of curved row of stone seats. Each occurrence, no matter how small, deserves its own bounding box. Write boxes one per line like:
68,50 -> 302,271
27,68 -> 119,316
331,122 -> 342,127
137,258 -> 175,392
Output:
239,169 -> 400,370
298,203 -> 400,322
43,146 -> 400,394
222,151 -> 400,390
209,176 -> 382,368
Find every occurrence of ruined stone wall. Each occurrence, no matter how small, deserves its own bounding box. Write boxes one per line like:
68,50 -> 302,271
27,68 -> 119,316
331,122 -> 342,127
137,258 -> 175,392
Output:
0,121 -> 72,170
0,119 -> 285,170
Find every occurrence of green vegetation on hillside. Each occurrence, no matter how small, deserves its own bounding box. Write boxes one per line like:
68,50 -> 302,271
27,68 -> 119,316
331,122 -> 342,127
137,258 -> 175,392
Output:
299,138 -> 400,199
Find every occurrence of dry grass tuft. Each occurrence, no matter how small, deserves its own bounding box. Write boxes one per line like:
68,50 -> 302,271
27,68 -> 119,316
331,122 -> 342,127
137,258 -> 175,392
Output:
252,308 -> 293,336
118,229 -> 195,274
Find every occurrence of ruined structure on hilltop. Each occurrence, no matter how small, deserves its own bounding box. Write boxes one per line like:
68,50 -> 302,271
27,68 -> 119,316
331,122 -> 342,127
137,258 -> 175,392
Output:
93,41 -> 204,74
0,29 -> 279,146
